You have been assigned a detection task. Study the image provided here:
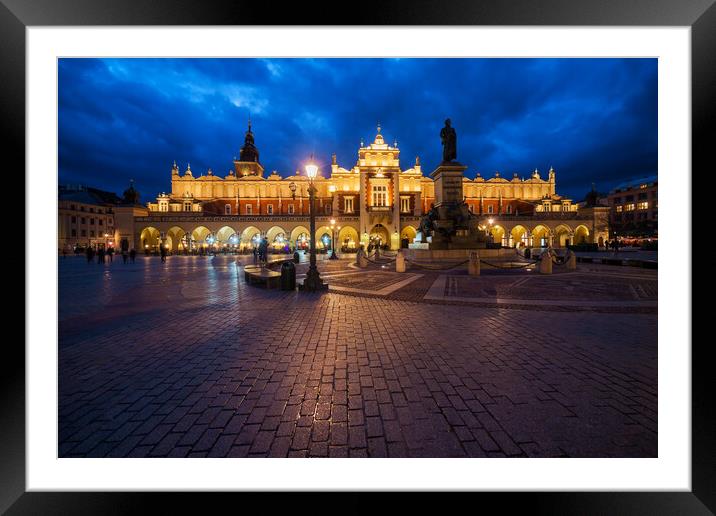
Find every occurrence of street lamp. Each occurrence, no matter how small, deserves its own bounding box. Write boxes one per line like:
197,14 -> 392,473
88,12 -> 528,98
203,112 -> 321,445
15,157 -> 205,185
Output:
301,156 -> 327,291
329,218 -> 339,260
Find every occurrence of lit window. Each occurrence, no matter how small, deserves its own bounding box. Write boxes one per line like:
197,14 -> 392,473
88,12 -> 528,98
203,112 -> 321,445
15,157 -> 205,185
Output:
288,204 -> 295,215
506,204 -> 512,214
225,204 -> 231,215
372,185 -> 387,207
640,184 -> 648,189
267,204 -> 274,215
325,205 -> 331,214
400,196 -> 410,213
344,197 -> 354,213
245,204 -> 252,215
616,205 -> 623,213
637,201 -> 649,210
625,203 -> 635,211
487,205 -> 493,214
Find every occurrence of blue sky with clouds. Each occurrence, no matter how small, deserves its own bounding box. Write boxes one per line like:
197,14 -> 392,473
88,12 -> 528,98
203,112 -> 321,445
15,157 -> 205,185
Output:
58,58 -> 657,201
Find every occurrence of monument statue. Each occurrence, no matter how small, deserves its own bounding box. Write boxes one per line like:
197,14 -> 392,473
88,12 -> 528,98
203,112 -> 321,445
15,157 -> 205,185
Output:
440,118 -> 457,163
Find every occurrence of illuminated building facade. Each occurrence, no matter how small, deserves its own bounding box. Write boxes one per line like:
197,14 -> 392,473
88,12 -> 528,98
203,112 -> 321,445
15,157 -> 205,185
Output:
117,123 -> 609,253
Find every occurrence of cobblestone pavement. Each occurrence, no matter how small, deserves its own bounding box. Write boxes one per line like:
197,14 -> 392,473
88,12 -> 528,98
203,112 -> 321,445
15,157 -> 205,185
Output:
59,254 -> 657,458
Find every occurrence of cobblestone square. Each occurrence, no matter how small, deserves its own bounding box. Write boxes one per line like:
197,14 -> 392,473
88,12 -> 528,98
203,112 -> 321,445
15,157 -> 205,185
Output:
59,254 -> 657,458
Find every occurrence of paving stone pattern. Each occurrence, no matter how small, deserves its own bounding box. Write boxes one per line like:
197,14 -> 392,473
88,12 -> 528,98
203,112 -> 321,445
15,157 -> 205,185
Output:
59,255 -> 657,458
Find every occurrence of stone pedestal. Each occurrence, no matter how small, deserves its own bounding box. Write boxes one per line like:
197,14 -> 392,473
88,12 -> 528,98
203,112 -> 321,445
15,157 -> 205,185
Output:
539,250 -> 553,274
395,250 -> 406,273
356,248 -> 369,268
431,162 -> 468,206
565,250 -> 577,270
468,251 -> 480,276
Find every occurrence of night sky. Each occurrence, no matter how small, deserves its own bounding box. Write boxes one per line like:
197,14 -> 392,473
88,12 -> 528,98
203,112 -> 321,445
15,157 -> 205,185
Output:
58,58 -> 657,202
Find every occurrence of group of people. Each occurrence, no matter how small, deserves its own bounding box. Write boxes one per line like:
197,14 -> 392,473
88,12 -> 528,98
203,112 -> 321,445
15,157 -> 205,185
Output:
608,239 -> 622,254
252,237 -> 269,264
85,246 -> 136,264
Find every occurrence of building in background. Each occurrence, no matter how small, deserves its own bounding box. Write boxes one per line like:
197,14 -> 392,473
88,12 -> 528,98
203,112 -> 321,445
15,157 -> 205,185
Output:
105,123 -> 611,253
606,175 -> 658,240
58,185 -> 122,252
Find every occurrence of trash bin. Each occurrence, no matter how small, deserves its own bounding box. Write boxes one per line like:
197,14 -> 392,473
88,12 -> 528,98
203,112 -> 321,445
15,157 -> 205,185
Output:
293,251 -> 300,263
281,261 -> 296,290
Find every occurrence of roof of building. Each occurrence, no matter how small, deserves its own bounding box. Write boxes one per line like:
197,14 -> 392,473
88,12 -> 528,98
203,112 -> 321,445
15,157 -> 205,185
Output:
611,174 -> 658,192
59,185 -> 122,205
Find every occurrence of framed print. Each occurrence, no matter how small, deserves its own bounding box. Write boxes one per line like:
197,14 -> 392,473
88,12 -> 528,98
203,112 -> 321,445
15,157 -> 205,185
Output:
6,0 -> 712,512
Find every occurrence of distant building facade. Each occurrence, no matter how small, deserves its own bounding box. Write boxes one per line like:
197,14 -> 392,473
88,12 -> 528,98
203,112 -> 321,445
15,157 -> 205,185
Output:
605,175 -> 658,238
106,123 -> 611,252
58,185 -> 122,251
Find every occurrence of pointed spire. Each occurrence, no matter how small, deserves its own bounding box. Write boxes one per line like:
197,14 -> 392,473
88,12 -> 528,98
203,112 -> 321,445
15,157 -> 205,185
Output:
415,156 -> 420,166
360,137 -> 364,148
332,153 -> 337,165
393,139 -> 398,147
377,122 -> 381,134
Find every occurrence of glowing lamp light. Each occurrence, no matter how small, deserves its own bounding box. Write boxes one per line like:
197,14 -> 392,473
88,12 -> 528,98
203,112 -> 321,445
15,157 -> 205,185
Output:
488,218 -> 494,225
305,162 -> 318,179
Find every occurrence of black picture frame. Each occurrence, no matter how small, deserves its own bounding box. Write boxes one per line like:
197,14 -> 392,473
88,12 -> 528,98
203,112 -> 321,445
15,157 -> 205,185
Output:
6,0 -> 710,512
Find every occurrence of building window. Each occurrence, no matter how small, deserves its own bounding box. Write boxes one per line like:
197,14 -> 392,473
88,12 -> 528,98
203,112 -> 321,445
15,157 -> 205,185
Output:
267,204 -> 274,215
90,230 -> 95,237
80,206 -> 85,211
71,229 -> 76,237
625,203 -> 635,211
288,204 -> 295,215
245,204 -> 252,215
98,209 -> 103,214
71,216 -> 76,223
640,183 -> 648,189
506,204 -> 512,214
81,230 -> 86,237
372,185 -> 387,207
98,219 -> 103,226
637,201 -> 649,210
225,204 -> 232,215
616,205 -> 623,213
89,207 -> 94,213
81,217 -> 86,224
487,205 -> 494,214
344,197 -> 354,213
89,218 -> 94,225
183,202 -> 192,211
400,196 -> 410,213
70,204 -> 76,210
325,204 -> 331,215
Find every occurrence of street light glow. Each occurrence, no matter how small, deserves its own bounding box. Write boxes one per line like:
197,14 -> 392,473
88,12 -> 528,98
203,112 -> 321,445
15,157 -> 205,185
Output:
305,162 -> 318,179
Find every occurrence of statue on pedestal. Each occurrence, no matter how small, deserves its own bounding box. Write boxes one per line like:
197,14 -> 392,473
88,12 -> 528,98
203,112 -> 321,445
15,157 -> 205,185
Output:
440,118 -> 457,163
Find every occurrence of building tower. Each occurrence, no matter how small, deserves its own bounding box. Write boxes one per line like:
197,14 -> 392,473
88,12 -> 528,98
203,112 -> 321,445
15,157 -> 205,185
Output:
233,119 -> 264,177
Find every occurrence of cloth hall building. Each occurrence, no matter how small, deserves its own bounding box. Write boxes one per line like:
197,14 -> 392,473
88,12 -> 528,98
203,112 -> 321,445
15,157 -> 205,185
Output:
115,123 -> 610,253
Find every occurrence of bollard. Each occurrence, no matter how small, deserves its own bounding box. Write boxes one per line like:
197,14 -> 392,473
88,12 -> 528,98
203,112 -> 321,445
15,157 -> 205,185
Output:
395,250 -> 406,273
565,250 -> 577,270
356,248 -> 368,268
468,251 -> 480,276
539,249 -> 553,274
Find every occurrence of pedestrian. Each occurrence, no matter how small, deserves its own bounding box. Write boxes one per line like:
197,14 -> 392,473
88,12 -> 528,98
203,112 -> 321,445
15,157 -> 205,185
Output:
86,246 -> 93,263
107,247 -> 114,262
97,247 -> 105,264
253,245 -> 258,264
160,244 -> 167,263
122,251 -> 128,264
129,248 -> 136,263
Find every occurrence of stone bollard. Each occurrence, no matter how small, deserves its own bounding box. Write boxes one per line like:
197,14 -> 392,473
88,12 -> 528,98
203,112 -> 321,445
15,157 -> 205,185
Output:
565,250 -> 577,270
539,249 -> 553,274
395,250 -> 406,273
356,248 -> 368,268
468,251 -> 480,276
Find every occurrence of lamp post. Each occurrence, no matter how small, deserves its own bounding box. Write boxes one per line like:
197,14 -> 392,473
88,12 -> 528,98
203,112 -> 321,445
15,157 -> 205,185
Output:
301,157 -> 327,291
329,218 -> 339,260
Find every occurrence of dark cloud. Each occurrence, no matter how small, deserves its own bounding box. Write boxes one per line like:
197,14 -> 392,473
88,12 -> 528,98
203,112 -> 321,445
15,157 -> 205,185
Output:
58,58 -> 657,201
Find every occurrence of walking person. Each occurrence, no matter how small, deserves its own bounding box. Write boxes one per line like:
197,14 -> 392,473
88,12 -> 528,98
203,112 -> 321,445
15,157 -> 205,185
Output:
129,248 -> 136,263
122,251 -> 128,264
86,246 -> 93,263
97,247 -> 105,264
107,247 -> 114,262
160,244 -> 167,263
